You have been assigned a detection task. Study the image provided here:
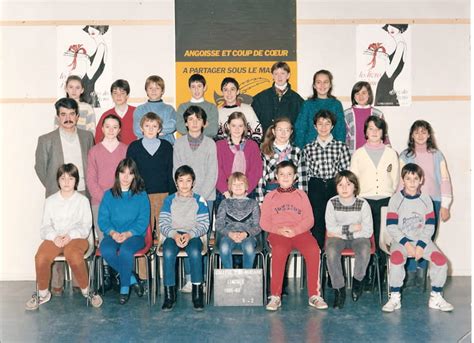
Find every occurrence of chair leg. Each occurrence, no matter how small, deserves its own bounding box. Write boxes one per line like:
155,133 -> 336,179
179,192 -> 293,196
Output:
374,254 -> 382,305
320,253 -> 326,299
145,256 -> 151,309
423,264 -> 428,292
299,256 -> 305,290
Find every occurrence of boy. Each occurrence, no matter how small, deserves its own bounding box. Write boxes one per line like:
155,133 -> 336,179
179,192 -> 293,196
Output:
133,75 -> 176,144
95,79 -> 137,144
251,61 -> 304,134
176,74 -> 219,138
382,163 -> 453,312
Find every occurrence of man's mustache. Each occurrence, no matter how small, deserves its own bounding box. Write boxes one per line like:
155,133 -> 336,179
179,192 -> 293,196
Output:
63,120 -> 74,124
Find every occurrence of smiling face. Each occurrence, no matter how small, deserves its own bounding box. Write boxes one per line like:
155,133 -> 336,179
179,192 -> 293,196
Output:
176,174 -> 194,196
222,82 -> 239,105
354,86 -> 370,106
273,121 -> 292,145
190,81 -> 206,100
315,117 -> 333,140
230,179 -> 247,197
141,119 -> 161,139
146,82 -> 164,101
57,107 -> 79,132
336,177 -> 355,201
65,79 -> 84,101
366,121 -> 383,144
229,118 -> 245,141
402,172 -> 423,196
119,167 -> 135,190
313,74 -> 331,98
276,166 -> 296,189
412,127 -> 430,146
272,68 -> 290,87
102,117 -> 121,141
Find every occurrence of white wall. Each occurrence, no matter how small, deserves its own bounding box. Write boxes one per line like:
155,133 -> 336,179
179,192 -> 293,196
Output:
0,0 -> 470,279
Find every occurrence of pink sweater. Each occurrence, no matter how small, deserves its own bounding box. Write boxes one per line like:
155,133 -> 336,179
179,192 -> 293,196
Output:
260,189 -> 314,236
86,142 -> 128,205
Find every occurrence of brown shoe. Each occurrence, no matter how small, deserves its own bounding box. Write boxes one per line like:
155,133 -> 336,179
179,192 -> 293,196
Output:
51,287 -> 64,296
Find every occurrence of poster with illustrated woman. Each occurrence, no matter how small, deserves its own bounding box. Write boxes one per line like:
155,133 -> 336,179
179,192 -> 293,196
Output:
356,24 -> 411,107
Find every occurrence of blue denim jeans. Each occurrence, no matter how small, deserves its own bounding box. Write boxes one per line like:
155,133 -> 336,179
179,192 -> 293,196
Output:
218,235 -> 257,269
163,237 -> 203,287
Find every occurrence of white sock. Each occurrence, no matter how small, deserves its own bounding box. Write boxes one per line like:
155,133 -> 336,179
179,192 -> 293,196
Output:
81,287 -> 89,296
185,274 -> 191,283
38,289 -> 49,297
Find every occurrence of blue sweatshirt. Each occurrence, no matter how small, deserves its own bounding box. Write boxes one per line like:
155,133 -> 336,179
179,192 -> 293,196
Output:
133,100 -> 177,144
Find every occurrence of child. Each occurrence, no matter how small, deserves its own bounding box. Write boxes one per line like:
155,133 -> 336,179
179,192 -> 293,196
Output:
251,61 -> 304,134
256,117 -> 307,204
95,79 -> 137,144
160,165 -> 209,311
260,160 -> 327,311
217,77 -> 263,143
55,75 -> 96,134
382,163 -> 453,312
295,70 -> 345,148
303,109 -> 351,250
325,170 -> 373,309
133,75 -> 176,144
176,74 -> 219,138
26,164 -> 102,310
216,172 -> 261,269
344,81 -> 389,155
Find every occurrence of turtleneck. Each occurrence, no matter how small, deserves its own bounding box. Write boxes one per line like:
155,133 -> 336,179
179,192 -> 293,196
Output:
190,97 -> 204,103
142,136 -> 161,155
415,143 -> 428,153
364,142 -> 385,167
365,141 -> 385,150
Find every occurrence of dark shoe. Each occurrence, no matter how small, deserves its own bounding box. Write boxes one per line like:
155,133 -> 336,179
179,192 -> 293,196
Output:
363,265 -> 374,292
192,284 -> 204,311
161,286 -> 176,311
51,287 -> 64,296
352,278 -> 364,302
132,281 -> 144,297
119,292 -> 130,305
327,275 -> 333,289
404,271 -> 417,288
102,265 -> 114,292
333,287 -> 346,309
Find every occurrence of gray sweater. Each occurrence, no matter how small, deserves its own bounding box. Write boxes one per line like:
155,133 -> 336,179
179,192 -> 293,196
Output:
216,198 -> 261,238
176,100 -> 219,138
325,196 -> 373,239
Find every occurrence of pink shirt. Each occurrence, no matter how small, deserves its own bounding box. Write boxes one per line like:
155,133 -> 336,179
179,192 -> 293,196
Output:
353,107 -> 372,151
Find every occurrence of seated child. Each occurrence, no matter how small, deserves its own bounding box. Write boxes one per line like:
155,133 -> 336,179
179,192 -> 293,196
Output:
382,163 -> 453,312
216,172 -> 261,269
260,160 -> 328,311
325,170 -> 373,309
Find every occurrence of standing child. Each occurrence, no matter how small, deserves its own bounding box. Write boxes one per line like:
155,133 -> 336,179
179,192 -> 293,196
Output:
133,75 -> 176,144
325,170 -> 373,309
216,172 -> 261,269
295,70 -> 345,148
176,74 -> 219,138
382,163 -> 453,313
160,165 -> 209,311
344,81 -> 389,155
260,161 -> 328,311
95,79 -> 137,144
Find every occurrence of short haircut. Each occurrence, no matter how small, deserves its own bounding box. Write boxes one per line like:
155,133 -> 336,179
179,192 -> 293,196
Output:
102,114 -> 122,128
335,170 -> 360,196
401,163 -> 424,180
276,160 -> 297,175
271,61 -> 290,74
140,112 -> 163,130
364,115 -> 387,141
82,25 -> 109,35
110,79 -> 130,95
145,75 -> 165,92
56,163 -> 80,190
313,109 -> 336,126
221,77 -> 239,91
227,172 -> 249,194
183,106 -> 208,127
174,165 -> 196,183
188,74 -> 206,87
382,24 -> 408,34
55,97 -> 79,116
351,81 -> 374,106
111,158 -> 145,197
224,111 -> 248,138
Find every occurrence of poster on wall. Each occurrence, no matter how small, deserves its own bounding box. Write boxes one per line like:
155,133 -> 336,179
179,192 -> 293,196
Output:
175,0 -> 297,112
356,24 -> 411,106
57,25 -> 113,117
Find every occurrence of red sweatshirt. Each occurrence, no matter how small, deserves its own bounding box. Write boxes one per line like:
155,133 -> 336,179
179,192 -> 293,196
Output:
95,105 -> 137,144
260,188 -> 314,236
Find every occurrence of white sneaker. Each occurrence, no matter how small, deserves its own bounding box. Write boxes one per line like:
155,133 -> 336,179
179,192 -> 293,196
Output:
266,295 -> 282,311
429,292 -> 454,312
25,291 -> 51,311
180,281 -> 192,293
382,292 -> 401,312
308,295 -> 328,310
82,290 -> 103,308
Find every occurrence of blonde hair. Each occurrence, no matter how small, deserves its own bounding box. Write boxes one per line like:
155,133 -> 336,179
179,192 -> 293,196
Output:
145,75 -> 165,92
224,111 -> 248,139
140,112 -> 163,130
227,172 -> 249,195
261,117 -> 293,157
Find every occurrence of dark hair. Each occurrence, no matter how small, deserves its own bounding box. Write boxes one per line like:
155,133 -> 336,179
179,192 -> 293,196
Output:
351,81 -> 374,106
65,75 -> 85,102
56,163 -> 80,190
221,77 -> 239,91
406,120 -> 438,157
364,115 -> 387,141
188,74 -> 206,87
82,25 -> 109,35
310,69 -> 335,99
313,109 -> 336,126
271,61 -> 290,74
174,165 -> 196,183
111,158 -> 145,197
55,97 -> 79,116
261,117 -> 293,157
110,79 -> 130,95
335,170 -> 360,196
225,111 -> 248,138
183,106 -> 208,129
401,163 -> 424,180
382,24 -> 408,34
276,160 -> 297,175
102,114 -> 122,128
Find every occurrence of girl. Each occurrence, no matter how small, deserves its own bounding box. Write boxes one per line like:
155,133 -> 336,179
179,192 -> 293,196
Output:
295,70 -> 345,148
98,158 -> 150,305
216,112 -> 263,204
26,164 -> 102,310
344,81 -> 389,155
217,77 -> 263,143
55,75 -> 96,134
216,172 -> 261,269
256,117 -> 308,203
325,170 -> 373,309
87,114 -> 128,291
260,161 -> 327,311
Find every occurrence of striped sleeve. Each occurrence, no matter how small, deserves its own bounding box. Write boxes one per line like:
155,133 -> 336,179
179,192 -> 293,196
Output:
159,195 -> 177,238
189,195 -> 209,238
418,203 -> 435,248
386,194 -> 410,245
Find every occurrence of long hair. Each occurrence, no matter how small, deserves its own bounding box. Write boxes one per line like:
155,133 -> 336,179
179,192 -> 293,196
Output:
111,158 -> 145,197
310,69 -> 336,100
406,120 -> 438,157
65,75 -> 85,102
261,117 -> 293,157
224,111 -> 248,139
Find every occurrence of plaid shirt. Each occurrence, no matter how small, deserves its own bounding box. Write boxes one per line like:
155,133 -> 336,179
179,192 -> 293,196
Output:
303,137 -> 351,179
256,144 -> 308,203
